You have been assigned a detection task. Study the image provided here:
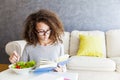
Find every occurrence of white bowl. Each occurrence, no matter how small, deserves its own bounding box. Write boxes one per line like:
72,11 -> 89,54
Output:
9,64 -> 33,75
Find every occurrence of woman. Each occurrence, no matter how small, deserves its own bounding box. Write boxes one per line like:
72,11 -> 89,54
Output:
9,9 -> 65,72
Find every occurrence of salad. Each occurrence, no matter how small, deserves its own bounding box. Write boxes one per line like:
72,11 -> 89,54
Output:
11,60 -> 36,69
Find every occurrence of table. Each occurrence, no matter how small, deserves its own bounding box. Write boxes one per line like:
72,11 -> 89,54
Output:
0,64 -> 9,72
0,69 -> 78,80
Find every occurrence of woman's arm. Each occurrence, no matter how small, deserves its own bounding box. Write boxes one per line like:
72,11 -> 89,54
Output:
54,43 -> 67,72
19,44 -> 29,62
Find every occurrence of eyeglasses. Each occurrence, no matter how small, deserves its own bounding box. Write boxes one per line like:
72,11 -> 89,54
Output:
36,30 -> 51,36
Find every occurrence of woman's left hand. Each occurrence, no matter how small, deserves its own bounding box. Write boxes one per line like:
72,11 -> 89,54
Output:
54,65 -> 63,72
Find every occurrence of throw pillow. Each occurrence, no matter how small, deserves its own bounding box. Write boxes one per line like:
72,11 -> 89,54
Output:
77,34 -> 103,57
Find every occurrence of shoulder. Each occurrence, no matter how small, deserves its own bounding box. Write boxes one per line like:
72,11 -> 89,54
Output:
24,43 -> 36,50
54,42 -> 63,46
53,42 -> 64,48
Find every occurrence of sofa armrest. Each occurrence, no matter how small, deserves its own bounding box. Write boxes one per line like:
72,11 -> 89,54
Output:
5,40 -> 27,56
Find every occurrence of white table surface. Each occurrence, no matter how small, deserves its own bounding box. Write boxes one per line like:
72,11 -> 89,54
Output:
0,69 -> 78,80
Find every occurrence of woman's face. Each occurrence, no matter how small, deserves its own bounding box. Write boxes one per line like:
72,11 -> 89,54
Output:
36,22 -> 51,41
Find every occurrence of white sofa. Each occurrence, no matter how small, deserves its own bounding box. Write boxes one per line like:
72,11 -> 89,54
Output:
5,29 -> 120,80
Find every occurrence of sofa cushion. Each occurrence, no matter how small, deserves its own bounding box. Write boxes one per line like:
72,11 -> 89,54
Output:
69,30 -> 106,57
67,56 -> 116,71
106,29 -> 120,57
62,32 -> 70,54
77,34 -> 103,57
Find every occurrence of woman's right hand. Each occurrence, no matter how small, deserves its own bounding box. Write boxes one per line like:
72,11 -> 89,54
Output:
9,51 -> 20,64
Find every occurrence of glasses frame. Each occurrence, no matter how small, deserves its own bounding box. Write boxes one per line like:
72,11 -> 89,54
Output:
36,29 -> 51,36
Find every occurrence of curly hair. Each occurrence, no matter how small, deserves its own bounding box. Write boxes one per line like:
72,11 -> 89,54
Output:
23,9 -> 64,45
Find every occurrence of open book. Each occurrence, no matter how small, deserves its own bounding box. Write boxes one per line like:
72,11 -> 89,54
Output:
33,54 -> 69,73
